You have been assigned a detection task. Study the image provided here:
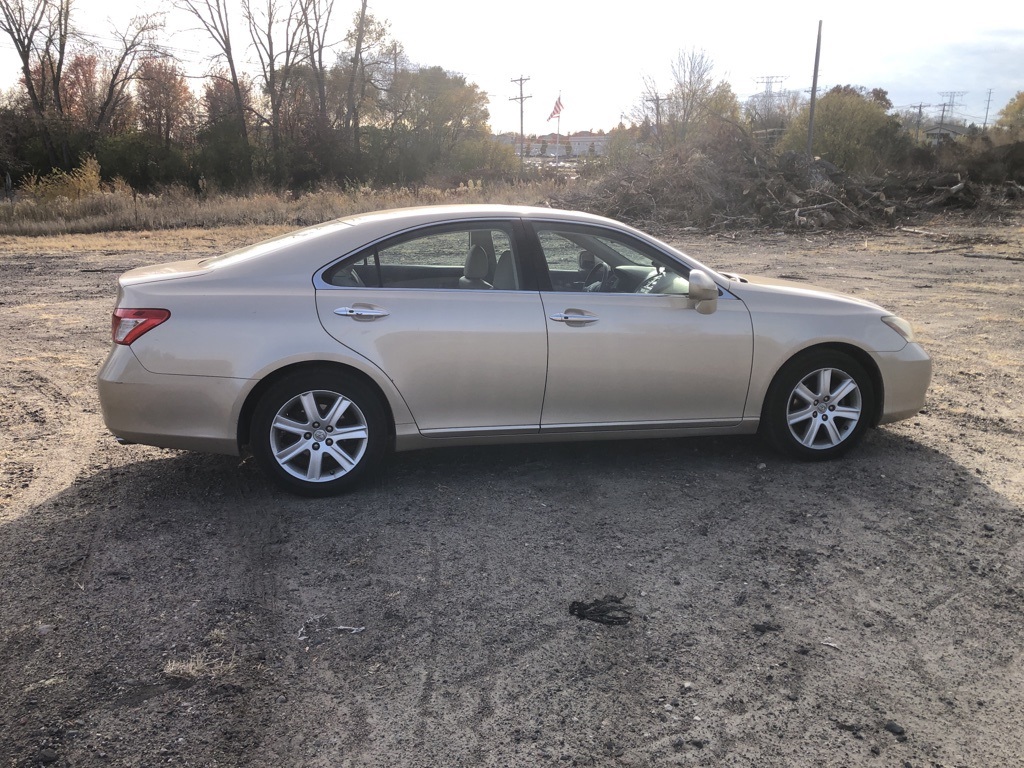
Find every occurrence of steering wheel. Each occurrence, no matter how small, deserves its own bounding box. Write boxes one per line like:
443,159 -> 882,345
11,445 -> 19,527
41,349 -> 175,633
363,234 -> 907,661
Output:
584,262 -> 611,292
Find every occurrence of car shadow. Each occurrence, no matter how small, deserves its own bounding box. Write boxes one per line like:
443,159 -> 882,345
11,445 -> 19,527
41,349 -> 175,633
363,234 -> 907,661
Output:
2,428 -> 1021,765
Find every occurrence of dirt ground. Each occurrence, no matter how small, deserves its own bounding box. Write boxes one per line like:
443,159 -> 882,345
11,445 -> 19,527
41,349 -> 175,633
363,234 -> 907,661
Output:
1,210 -> 1022,767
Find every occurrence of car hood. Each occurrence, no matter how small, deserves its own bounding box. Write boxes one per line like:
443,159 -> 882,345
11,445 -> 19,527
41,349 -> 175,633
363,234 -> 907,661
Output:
720,272 -> 887,313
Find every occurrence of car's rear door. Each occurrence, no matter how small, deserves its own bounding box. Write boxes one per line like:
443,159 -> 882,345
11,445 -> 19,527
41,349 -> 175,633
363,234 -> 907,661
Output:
315,221 -> 548,434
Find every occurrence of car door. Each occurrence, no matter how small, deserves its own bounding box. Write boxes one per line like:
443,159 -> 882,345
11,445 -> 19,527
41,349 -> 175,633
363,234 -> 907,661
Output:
315,222 -> 547,434
529,222 -> 754,429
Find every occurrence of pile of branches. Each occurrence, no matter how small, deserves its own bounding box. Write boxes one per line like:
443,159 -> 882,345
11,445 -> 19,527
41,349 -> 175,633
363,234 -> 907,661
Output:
554,123 -> 767,229
554,135 -> 1023,232
754,154 -> 989,230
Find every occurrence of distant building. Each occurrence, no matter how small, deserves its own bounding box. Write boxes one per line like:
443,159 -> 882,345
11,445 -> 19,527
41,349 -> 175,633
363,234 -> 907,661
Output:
925,124 -> 968,146
752,128 -> 786,149
566,132 -> 610,157
497,130 -> 611,157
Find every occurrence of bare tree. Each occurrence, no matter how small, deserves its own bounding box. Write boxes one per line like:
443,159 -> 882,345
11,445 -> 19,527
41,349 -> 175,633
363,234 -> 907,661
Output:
341,2 -> 395,163
668,48 -> 716,129
629,50 -> 736,151
661,48 -> 738,144
176,0 -> 249,144
343,0 -> 369,155
368,40 -> 411,179
0,0 -> 73,166
93,14 -> 163,133
628,76 -> 666,143
746,88 -> 806,135
38,0 -> 70,127
244,0 -> 303,182
297,0 -> 333,129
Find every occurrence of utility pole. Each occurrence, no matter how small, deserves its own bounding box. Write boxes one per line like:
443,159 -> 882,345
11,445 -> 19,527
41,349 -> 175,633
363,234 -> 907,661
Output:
806,21 -> 822,157
983,88 -> 994,130
911,103 -> 933,143
645,93 -> 665,141
510,76 -> 531,179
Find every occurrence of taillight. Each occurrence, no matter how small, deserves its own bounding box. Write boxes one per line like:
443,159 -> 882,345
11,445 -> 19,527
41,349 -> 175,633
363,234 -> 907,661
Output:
112,308 -> 170,345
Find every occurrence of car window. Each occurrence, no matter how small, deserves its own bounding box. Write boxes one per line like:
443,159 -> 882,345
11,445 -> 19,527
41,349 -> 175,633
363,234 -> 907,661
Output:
533,224 -> 689,295
323,225 -> 521,291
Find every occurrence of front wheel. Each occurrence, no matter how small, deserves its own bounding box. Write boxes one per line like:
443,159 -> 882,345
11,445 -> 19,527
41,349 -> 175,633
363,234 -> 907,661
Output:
250,369 -> 387,496
762,351 -> 875,460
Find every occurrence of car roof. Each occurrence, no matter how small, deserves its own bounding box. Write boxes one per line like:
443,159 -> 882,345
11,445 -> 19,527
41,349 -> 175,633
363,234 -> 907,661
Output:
202,205 -> 633,275
338,204 -> 618,228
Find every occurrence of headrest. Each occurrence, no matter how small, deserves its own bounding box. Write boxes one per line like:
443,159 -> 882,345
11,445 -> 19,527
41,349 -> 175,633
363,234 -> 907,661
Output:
494,249 -> 517,288
464,244 -> 489,279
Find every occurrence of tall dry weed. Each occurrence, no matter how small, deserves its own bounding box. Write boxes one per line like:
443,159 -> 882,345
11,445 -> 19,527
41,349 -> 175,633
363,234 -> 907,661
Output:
0,178 -> 565,236
20,157 -> 103,203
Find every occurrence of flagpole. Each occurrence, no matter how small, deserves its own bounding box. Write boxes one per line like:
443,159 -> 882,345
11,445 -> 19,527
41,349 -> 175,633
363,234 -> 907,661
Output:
547,95 -> 563,164
556,114 -> 561,164
555,93 -> 561,164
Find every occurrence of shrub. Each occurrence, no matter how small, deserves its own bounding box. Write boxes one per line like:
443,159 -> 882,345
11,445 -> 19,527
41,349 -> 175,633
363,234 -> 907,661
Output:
21,156 -> 102,202
779,88 -> 910,174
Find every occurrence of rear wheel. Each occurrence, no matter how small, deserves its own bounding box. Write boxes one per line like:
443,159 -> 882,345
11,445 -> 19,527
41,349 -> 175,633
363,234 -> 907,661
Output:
762,350 -> 874,460
251,369 -> 387,495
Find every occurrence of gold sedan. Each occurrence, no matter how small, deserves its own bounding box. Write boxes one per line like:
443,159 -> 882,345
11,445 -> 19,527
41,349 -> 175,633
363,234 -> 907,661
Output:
98,205 -> 931,495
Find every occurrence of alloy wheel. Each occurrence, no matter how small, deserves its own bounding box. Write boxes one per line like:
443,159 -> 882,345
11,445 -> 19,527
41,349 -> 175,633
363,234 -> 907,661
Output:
268,389 -> 369,482
785,367 -> 863,449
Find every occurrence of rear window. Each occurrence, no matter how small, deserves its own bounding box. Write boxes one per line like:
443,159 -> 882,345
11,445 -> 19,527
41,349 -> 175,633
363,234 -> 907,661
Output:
200,221 -> 354,269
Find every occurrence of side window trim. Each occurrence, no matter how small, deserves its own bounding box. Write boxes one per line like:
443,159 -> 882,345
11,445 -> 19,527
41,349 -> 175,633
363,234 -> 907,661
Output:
371,246 -> 382,287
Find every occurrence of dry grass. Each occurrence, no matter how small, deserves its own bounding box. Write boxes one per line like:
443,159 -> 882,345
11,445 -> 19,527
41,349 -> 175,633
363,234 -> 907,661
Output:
162,651 -> 238,681
205,627 -> 230,645
0,180 -> 562,237
0,225 -> 295,256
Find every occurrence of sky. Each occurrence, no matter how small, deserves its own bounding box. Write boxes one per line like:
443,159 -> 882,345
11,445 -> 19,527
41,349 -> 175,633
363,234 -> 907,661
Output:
2,0 -> 1021,137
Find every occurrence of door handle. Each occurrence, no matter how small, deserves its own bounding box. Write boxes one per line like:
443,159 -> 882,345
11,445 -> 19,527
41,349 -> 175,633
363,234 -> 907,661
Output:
549,312 -> 598,325
334,306 -> 390,320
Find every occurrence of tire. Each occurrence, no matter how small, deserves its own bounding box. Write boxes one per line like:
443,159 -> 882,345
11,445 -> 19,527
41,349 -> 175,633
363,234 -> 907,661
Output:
250,368 -> 387,496
761,350 -> 875,461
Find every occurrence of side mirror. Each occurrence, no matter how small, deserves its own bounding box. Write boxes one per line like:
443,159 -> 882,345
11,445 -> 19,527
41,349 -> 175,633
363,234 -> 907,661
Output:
688,270 -> 719,315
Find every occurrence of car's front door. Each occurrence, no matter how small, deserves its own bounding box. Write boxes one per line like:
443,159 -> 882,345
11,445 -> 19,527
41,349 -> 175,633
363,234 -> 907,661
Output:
315,222 -> 547,434
529,223 -> 754,429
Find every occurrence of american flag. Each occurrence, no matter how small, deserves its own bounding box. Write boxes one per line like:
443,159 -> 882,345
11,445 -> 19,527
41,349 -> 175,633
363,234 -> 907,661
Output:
547,96 -> 563,121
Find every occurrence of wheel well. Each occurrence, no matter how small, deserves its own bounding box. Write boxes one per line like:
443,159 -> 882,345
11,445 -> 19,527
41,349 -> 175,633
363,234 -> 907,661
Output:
237,362 -> 396,452
763,343 -> 885,427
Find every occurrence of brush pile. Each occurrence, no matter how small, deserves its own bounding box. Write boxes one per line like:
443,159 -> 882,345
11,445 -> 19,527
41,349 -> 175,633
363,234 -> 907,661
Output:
553,134 -> 1024,231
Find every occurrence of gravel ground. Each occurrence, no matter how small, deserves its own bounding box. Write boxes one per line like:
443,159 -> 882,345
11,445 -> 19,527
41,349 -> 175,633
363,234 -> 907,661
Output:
1,212 -> 1022,767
